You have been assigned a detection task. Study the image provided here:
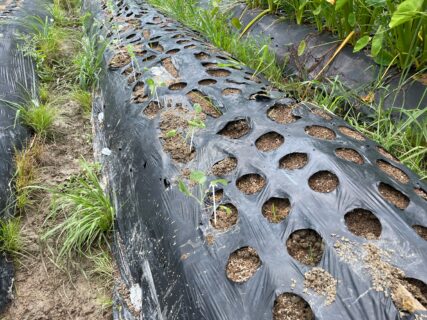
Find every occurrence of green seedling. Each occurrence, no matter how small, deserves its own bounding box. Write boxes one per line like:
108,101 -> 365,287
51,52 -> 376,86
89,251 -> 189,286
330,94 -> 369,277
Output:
126,44 -> 141,82
165,129 -> 178,138
187,103 -> 206,152
146,78 -> 166,103
271,203 -> 277,222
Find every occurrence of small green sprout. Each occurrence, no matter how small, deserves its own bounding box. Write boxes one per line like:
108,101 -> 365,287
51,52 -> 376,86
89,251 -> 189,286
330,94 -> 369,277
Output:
165,129 -> 178,138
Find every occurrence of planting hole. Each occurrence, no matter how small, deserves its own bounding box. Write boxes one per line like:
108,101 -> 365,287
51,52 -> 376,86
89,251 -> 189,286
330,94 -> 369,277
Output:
400,278 -> 427,309
177,39 -> 191,44
286,229 -> 324,266
212,157 -> 237,176
222,88 -> 242,96
377,160 -> 409,184
210,203 -> 238,231
255,132 -> 284,152
414,188 -> 427,201
226,247 -> 261,283
132,81 -> 147,103
338,126 -> 365,141
262,197 -> 291,223
208,189 -> 224,203
273,293 -> 314,320
161,57 -> 179,78
218,119 -> 250,139
198,79 -> 217,86
207,69 -> 231,77
377,146 -> 400,162
194,52 -> 210,60
345,209 -> 381,240
142,29 -> 151,40
149,41 -> 164,52
187,90 -> 221,118
202,62 -> 218,68
109,50 -> 131,68
378,183 -> 409,209
168,82 -> 187,91
305,125 -> 336,140
143,102 -> 161,119
335,148 -> 364,164
413,225 -> 427,241
309,171 -> 339,193
236,174 -> 266,195
280,153 -> 308,170
166,48 -> 180,55
312,108 -> 332,120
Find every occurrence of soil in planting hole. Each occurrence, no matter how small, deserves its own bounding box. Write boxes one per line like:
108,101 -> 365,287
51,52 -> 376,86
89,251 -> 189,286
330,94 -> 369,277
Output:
305,125 -> 336,140
335,148 -> 364,164
222,88 -> 242,95
236,173 -> 266,195
194,52 -> 210,60
312,108 -> 333,120
286,229 -> 324,266
400,278 -> 427,309
206,68 -> 231,77
304,267 -> 337,305
166,48 -> 180,55
413,225 -> 427,241
280,153 -> 308,170
168,82 -> 187,90
273,293 -> 314,320
226,247 -> 261,283
267,104 -> 300,124
142,29 -> 150,39
211,157 -> 237,176
187,90 -> 222,118
218,119 -> 250,139
198,79 -> 217,86
162,134 -> 195,163
414,188 -> 427,201
378,182 -> 409,209
143,101 -> 162,119
210,203 -> 238,231
377,146 -> 400,162
377,160 -> 410,184
255,132 -> 284,152
149,41 -> 164,52
202,62 -> 218,68
345,209 -> 382,240
161,57 -> 179,78
132,81 -> 147,103
109,50 -> 131,68
262,197 -> 291,223
308,171 -> 339,193
208,189 -> 224,204
338,126 -> 365,141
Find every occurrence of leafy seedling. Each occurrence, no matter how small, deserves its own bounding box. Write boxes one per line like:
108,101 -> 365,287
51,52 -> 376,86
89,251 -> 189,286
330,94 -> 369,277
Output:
187,103 -> 206,152
146,78 -> 165,103
126,44 -> 141,82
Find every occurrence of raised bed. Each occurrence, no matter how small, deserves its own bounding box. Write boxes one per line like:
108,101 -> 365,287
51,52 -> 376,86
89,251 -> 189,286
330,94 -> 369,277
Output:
86,0 -> 427,319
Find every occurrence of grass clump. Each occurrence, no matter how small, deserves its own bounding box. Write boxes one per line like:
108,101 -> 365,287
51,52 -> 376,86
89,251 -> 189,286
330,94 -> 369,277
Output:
44,160 -> 114,259
70,87 -> 93,114
0,218 -> 23,255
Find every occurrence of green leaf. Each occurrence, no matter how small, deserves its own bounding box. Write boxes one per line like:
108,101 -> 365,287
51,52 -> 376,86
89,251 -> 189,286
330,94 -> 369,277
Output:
178,180 -> 190,196
193,103 -> 202,114
190,170 -> 207,185
373,50 -> 395,66
188,119 -> 206,129
313,5 -> 322,15
231,17 -> 242,30
335,0 -> 349,10
165,130 -> 177,138
348,12 -> 355,27
389,0 -> 423,29
353,35 -> 371,52
371,27 -> 384,57
219,205 -> 232,216
297,40 -> 306,57
210,179 -> 228,187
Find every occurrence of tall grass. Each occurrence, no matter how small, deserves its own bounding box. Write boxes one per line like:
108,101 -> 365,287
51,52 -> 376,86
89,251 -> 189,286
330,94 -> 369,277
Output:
0,218 -> 23,255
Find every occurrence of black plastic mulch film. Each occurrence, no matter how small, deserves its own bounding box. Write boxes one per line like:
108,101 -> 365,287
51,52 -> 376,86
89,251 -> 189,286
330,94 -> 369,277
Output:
85,0 -> 427,319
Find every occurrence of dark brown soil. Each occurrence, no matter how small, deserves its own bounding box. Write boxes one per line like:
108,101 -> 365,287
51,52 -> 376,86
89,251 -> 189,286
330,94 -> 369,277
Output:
413,225 -> 427,241
335,148 -> 364,164
208,189 -> 224,203
377,146 -> 400,162
207,69 -> 231,77
414,188 -> 427,201
377,160 -> 409,184
236,174 -> 266,195
198,79 -> 217,86
210,203 -> 238,231
187,91 -> 222,118
109,50 -> 131,68
168,82 -> 187,90
166,48 -> 180,55
267,104 -> 300,124
378,183 -> 409,209
312,108 -> 333,120
286,229 -> 324,266
132,81 -> 147,103
304,268 -> 337,305
338,126 -> 365,141
305,125 -> 336,140
218,119 -> 250,139
126,19 -> 141,29
122,67 -> 142,85
142,29 -> 150,39
308,171 -> 339,193
226,247 -> 261,283
202,62 -> 218,68
211,157 -> 237,176
194,52 -> 210,60
162,134 -> 195,163
148,42 -> 164,52
262,197 -> 291,223
161,57 -> 179,78
345,209 -> 382,240
255,132 -> 284,152
273,293 -> 314,320
176,39 -> 191,44
143,102 -> 162,119
280,153 -> 308,170
400,278 -> 427,308
222,88 -> 242,95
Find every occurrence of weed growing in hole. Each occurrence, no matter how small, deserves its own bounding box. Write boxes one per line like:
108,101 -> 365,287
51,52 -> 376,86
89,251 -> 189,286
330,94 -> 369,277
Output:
126,44 -> 141,82
0,218 -> 23,255
146,77 -> 166,102
43,160 -> 115,259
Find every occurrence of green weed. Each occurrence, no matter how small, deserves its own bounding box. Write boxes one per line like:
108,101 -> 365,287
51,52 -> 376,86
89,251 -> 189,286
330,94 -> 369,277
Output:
0,218 -> 23,255
89,251 -> 114,286
71,87 -> 93,114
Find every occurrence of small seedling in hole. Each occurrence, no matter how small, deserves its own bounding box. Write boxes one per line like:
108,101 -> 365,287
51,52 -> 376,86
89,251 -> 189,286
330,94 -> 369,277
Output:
217,59 -> 243,69
178,171 -> 228,227
271,203 -> 277,222
146,78 -> 165,103
186,103 -> 206,152
165,129 -> 177,138
307,244 -> 315,265
126,44 -> 140,82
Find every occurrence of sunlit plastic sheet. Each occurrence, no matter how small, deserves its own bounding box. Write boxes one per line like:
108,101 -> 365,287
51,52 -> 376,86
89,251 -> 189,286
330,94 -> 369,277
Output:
85,0 -> 427,319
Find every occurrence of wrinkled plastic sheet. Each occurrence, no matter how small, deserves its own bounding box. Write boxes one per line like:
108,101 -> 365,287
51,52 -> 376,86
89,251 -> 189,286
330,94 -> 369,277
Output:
85,0 -> 427,319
